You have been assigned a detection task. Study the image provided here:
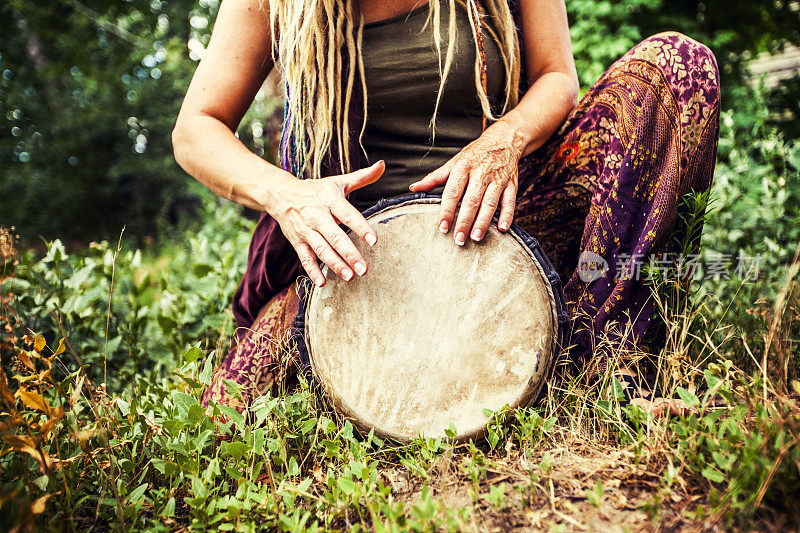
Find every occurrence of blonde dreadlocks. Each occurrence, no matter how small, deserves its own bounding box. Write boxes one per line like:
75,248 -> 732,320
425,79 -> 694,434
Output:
266,0 -> 521,179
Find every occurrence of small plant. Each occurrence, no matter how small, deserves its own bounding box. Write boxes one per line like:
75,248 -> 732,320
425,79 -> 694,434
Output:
483,483 -> 508,510
586,479 -> 604,507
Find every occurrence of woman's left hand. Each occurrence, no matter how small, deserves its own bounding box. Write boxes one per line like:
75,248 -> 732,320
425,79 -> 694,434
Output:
409,120 -> 525,245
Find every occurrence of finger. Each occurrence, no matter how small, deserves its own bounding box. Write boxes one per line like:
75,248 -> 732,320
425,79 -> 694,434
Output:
409,157 -> 456,192
331,198 -> 377,247
452,168 -> 488,246
316,218 -> 368,277
294,241 -> 325,288
497,181 -> 516,232
305,230 -> 354,281
338,160 -> 385,196
437,163 -> 469,234
470,180 -> 504,242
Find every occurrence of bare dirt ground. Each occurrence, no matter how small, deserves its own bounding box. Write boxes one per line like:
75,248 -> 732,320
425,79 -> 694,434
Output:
382,441 -> 761,532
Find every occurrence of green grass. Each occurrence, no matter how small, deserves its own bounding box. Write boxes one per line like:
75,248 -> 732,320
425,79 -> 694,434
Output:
2,220 -> 800,531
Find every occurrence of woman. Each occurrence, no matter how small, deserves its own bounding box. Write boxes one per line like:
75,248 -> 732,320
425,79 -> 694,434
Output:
173,0 -> 720,416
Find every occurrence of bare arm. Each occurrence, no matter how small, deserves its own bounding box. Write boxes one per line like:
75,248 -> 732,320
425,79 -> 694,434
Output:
410,0 -> 579,243
172,0 -> 281,212
495,0 -> 579,157
172,0 -> 383,286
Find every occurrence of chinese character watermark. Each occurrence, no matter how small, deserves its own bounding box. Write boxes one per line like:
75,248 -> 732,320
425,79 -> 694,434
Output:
577,250 -> 762,283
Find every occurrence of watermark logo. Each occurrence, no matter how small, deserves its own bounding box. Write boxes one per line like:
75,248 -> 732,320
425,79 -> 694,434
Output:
577,250 -> 609,283
575,250 -> 762,283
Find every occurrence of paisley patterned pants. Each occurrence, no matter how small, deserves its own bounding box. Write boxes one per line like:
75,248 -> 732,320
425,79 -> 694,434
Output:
203,32 -> 720,410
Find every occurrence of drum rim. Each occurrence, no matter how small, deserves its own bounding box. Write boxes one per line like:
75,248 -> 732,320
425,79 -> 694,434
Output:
292,193 -> 569,442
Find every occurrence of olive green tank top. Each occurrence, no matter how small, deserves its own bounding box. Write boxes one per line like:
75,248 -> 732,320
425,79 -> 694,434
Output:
349,2 -> 506,209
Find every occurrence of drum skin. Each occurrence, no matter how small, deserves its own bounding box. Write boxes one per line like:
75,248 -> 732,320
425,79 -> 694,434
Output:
300,196 -> 565,442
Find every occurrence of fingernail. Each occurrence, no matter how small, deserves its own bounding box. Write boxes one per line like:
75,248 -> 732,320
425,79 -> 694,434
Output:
354,262 -> 366,276
342,268 -> 353,281
365,233 -> 377,246
499,220 -> 509,231
314,276 -> 325,287
455,232 -> 466,246
471,228 -> 483,241
439,220 -> 449,233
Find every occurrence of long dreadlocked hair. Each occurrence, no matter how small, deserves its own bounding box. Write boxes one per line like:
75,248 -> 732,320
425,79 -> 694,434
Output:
265,0 -> 521,180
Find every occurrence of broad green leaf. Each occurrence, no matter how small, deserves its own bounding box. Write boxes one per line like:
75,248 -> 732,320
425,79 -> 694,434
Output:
193,264 -> 213,277
127,482 -> 148,503
703,369 -> 721,389
172,392 -> 197,418
187,403 -> 205,425
182,346 -> 203,364
163,497 -> 176,517
217,405 -> 245,428
318,416 -> 335,435
300,418 -> 317,435
287,456 -> 300,477
337,478 -> 356,495
199,356 -> 214,385
223,441 -> 248,461
610,377 -> 625,400
157,316 -> 177,334
675,387 -> 699,409
193,429 -> 215,452
115,397 -> 130,417
702,466 -> 724,484
298,477 -> 312,492
33,475 -> 49,492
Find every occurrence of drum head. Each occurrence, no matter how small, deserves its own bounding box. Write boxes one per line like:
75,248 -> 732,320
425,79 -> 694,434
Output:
302,197 -> 563,442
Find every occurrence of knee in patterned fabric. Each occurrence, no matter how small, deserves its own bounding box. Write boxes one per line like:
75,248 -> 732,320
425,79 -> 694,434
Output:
638,32 -> 717,64
626,33 -> 711,73
635,32 -> 720,97
623,32 -> 722,169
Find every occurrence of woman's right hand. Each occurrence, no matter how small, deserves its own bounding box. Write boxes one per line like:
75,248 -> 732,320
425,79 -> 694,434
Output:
269,160 -> 385,288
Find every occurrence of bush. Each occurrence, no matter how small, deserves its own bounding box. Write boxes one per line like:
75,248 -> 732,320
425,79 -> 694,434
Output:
2,200 -> 252,392
567,0 -> 800,93
697,84 -> 800,370
0,1 -> 282,244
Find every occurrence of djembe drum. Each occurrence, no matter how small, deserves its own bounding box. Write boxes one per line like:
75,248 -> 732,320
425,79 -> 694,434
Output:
294,195 -> 567,442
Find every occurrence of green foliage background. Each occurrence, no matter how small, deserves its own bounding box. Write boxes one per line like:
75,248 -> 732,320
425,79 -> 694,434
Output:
0,0 -> 279,243
1,0 -> 799,242
567,0 -> 800,90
